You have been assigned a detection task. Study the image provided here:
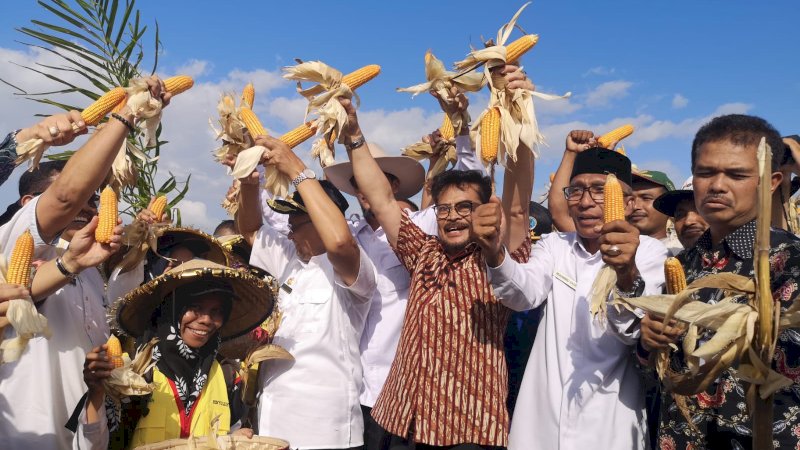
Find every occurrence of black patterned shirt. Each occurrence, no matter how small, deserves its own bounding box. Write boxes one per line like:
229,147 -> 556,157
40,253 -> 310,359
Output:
657,220 -> 800,450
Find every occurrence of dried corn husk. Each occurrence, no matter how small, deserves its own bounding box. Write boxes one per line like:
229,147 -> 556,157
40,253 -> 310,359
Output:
402,130 -> 457,180
221,180 -> 240,217
282,61 -> 378,168
456,2 -> 570,170
111,218 -> 171,276
104,338 -> 157,429
397,50 -> 485,136
0,254 -> 51,364
210,94 -> 250,164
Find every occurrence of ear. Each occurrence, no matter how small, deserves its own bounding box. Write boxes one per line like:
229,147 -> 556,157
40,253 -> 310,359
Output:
20,195 -> 35,206
770,171 -> 784,194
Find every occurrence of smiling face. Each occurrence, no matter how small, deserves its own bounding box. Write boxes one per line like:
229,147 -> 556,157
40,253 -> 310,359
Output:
692,140 -> 779,242
179,294 -> 226,348
673,197 -> 708,248
61,194 -> 99,241
434,184 -> 483,255
630,181 -> 669,239
568,173 -> 634,244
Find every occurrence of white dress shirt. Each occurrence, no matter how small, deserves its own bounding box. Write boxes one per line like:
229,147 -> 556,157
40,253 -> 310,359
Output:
251,223 -> 376,449
0,197 -> 141,450
487,232 -> 668,450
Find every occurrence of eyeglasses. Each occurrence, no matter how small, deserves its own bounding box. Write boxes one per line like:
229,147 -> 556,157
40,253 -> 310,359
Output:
288,219 -> 313,233
563,185 -> 606,204
434,201 -> 477,219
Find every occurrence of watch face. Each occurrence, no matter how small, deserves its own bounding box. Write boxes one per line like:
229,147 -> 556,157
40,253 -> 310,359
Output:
303,169 -> 317,179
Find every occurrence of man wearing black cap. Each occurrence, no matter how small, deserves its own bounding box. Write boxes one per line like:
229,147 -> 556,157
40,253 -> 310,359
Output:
653,177 -> 709,249
641,114 -> 800,449
237,135 -> 377,450
475,147 -> 668,449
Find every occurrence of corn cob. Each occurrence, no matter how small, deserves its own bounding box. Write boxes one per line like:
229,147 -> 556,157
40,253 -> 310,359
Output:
111,95 -> 128,114
6,231 -> 34,287
106,334 -> 124,369
279,122 -> 316,149
480,107 -> 501,163
341,65 -> 381,90
440,115 -> 455,140
150,195 -> 168,219
598,124 -> 634,149
81,87 -> 127,126
615,145 -> 627,156
603,174 -> 625,223
241,83 -> 255,109
505,34 -> 539,64
163,75 -> 194,95
240,107 -> 268,138
95,186 -> 118,244
664,257 -> 687,294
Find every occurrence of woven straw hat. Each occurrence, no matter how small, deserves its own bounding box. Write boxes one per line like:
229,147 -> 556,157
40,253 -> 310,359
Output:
113,259 -> 274,341
323,143 -> 425,198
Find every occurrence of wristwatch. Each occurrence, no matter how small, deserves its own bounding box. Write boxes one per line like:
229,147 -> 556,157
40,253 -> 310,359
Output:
291,168 -> 317,189
345,136 -> 366,152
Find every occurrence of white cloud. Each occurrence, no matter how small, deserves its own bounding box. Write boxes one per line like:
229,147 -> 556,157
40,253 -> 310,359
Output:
584,80 -> 633,107
175,59 -> 211,78
174,198 -> 217,231
671,94 -> 688,109
583,66 -> 616,77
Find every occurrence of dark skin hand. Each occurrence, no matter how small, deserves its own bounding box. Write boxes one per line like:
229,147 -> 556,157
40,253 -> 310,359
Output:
640,313 -> 684,352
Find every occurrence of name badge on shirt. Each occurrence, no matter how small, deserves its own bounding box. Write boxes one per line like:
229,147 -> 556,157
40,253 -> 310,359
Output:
554,271 -> 577,291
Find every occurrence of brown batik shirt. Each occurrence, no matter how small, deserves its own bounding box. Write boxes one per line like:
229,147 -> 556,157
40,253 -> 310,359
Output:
371,212 -> 530,447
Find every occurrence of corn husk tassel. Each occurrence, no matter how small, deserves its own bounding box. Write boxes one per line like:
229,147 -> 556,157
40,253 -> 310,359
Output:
397,50 -> 485,139
102,338 -> 157,424
0,232 -> 52,363
282,61 -> 380,168
455,2 -> 570,172
402,115 -> 458,179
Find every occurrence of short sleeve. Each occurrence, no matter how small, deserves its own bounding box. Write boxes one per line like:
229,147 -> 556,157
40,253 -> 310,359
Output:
392,211 -> 433,272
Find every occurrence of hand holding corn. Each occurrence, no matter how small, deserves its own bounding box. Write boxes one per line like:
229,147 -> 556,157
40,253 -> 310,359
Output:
470,196 -> 506,267
640,313 -> 684,353
252,135 -> 307,180
0,285 -> 30,330
83,344 -> 115,396
565,130 -> 598,153
13,110 -> 88,148
60,211 -> 124,273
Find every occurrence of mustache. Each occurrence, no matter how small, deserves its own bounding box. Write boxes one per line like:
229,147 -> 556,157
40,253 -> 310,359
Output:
701,194 -> 731,206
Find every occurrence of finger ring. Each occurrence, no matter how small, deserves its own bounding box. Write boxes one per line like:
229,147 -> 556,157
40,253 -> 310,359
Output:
48,126 -> 59,137
608,245 -> 621,256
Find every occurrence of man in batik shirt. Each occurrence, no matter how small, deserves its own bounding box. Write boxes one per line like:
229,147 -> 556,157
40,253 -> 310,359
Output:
639,114 -> 800,449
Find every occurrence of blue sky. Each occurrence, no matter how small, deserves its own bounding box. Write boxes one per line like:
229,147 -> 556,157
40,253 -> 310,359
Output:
0,1 -> 797,230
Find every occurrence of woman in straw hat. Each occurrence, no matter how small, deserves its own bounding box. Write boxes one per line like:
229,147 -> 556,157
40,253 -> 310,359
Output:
72,259 -> 274,449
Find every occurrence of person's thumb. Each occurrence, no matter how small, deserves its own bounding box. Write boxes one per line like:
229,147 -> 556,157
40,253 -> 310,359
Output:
78,215 -> 100,238
489,195 -> 502,205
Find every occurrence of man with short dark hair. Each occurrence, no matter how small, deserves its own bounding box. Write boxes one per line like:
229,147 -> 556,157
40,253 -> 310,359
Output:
641,114 -> 800,449
341,68 -> 535,447
630,170 -> 683,255
653,177 -> 709,249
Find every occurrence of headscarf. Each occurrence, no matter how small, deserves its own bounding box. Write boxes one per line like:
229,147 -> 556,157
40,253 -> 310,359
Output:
147,281 -> 233,415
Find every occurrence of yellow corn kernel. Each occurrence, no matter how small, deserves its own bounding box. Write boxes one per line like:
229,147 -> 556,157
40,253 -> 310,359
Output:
150,195 -> 168,219
95,186 -> 118,244
279,122 -> 316,149
505,34 -> 539,64
341,65 -> 381,90
241,83 -> 255,109
440,115 -> 455,140
480,107 -> 501,163
603,174 -> 625,223
163,75 -> 194,96
664,257 -> 687,295
106,335 -> 124,369
110,95 -> 127,114
598,124 -> 635,149
81,87 -> 127,126
240,107 -> 268,138
615,144 -> 627,156
6,231 -> 34,287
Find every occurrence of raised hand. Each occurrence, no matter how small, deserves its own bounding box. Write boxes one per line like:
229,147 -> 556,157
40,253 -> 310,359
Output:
470,196 -> 506,267
14,110 -> 87,147
61,215 -> 124,273
566,130 -> 597,153
253,135 -> 306,179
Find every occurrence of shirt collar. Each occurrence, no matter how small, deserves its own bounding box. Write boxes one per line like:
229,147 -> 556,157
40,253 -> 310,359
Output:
696,219 -> 757,259
567,232 -> 599,259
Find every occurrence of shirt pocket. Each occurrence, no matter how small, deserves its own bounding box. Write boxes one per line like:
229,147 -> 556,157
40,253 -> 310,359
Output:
293,286 -> 333,334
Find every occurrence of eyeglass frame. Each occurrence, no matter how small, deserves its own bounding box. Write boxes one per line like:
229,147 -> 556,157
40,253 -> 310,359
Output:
433,200 -> 479,219
562,184 -> 633,204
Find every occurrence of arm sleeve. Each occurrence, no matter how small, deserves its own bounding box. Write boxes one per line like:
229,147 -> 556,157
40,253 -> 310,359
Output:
487,236 -> 555,312
408,206 -> 438,236
606,237 -> 669,344
391,211 -> 431,272
249,223 -> 297,282
0,195 -> 54,259
0,132 -> 16,187
72,401 -> 109,450
452,134 -> 485,174
334,246 -> 377,303
256,166 -> 290,236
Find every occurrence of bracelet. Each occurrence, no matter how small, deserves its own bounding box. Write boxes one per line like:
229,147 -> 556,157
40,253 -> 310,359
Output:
111,113 -> 136,135
56,256 -> 79,281
345,136 -> 366,152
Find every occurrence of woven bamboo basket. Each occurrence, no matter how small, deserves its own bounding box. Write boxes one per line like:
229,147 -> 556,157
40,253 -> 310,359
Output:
134,435 -> 289,450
